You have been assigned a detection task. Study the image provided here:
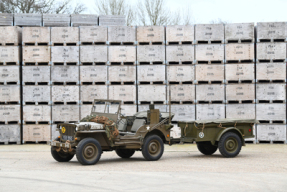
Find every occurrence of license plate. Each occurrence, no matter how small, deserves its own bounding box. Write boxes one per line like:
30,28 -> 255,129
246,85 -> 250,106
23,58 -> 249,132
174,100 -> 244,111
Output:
62,135 -> 73,141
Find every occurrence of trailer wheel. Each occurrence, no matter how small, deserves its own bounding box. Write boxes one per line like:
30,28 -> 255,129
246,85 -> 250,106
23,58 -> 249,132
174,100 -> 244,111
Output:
142,135 -> 164,161
76,138 -> 102,165
51,138 -> 74,162
219,132 -> 242,158
116,149 -> 135,158
196,142 -> 218,155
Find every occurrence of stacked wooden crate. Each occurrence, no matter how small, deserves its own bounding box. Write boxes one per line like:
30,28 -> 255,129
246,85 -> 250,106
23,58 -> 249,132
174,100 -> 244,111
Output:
0,13 -> 13,26
50,27 -> 80,139
107,26 -> 137,115
22,27 -> 51,143
14,13 -> 42,27
99,15 -> 126,26
256,22 -> 287,144
43,14 -> 70,27
79,26 -> 108,119
195,24 -> 225,120
0,26 -> 22,144
165,25 -> 195,136
225,23 -> 256,142
137,26 -> 166,113
71,14 -> 98,27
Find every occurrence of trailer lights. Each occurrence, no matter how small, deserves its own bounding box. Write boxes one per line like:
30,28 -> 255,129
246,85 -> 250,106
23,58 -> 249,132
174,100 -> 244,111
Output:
249,129 -> 251,132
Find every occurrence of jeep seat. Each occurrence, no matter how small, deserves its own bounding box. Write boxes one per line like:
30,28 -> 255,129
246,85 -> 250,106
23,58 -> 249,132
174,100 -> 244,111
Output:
131,119 -> 146,132
119,119 -> 146,136
117,119 -> 127,132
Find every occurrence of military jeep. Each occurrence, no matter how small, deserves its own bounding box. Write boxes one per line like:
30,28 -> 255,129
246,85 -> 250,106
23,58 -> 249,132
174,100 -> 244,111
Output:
50,99 -> 174,165
49,99 -> 257,165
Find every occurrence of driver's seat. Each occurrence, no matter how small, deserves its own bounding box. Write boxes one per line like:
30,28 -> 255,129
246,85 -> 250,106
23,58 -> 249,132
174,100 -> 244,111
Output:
117,119 -> 127,132
119,119 -> 146,136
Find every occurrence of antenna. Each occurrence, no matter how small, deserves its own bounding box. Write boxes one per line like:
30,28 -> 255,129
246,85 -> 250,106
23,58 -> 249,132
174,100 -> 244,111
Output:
169,85 -> 171,124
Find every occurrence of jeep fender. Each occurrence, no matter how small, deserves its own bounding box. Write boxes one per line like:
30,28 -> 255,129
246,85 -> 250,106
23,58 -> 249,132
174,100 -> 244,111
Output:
214,127 -> 245,146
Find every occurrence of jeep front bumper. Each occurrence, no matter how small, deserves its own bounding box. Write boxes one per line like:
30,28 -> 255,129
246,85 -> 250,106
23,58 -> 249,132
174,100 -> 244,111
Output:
48,141 -> 71,148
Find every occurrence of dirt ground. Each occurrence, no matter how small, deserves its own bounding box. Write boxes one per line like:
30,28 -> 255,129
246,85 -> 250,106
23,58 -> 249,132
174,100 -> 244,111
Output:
0,144 -> 287,191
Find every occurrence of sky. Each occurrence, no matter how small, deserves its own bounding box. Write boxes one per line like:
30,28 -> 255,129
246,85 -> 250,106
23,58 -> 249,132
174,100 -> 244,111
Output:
80,0 -> 287,24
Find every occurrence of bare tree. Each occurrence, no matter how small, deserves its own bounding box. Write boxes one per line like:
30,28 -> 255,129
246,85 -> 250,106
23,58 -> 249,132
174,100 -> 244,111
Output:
137,0 -> 194,26
137,0 -> 171,26
210,18 -> 230,24
0,0 -> 86,14
94,0 -> 136,26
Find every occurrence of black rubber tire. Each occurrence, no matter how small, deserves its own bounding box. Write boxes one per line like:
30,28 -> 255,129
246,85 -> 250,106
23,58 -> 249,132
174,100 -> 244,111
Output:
116,149 -> 135,158
196,142 -> 218,155
219,132 -> 242,158
76,138 -> 102,165
51,138 -> 74,162
142,135 -> 164,161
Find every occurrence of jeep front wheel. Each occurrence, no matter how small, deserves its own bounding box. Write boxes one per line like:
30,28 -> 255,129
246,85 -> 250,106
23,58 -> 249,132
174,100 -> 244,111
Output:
51,138 -> 74,162
142,135 -> 164,161
197,142 -> 218,155
76,138 -> 102,165
116,149 -> 135,158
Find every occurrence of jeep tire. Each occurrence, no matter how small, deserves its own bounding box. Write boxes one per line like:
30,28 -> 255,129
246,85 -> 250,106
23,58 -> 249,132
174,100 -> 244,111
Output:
219,132 -> 242,158
51,138 -> 74,162
142,135 -> 164,161
116,149 -> 135,158
76,138 -> 102,165
197,142 -> 218,155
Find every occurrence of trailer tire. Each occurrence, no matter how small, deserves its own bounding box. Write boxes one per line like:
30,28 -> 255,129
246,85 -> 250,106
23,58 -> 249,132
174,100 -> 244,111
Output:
142,135 -> 164,161
219,132 -> 242,158
76,138 -> 102,165
51,138 -> 74,162
116,149 -> 135,158
196,142 -> 218,155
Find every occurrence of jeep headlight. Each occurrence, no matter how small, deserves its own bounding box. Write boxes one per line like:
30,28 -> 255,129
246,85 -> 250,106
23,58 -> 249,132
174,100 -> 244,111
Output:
75,126 -> 78,131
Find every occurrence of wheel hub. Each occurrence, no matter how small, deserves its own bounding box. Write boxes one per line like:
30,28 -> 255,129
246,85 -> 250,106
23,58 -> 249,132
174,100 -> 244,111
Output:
148,140 -> 160,156
225,138 -> 238,153
83,144 -> 98,160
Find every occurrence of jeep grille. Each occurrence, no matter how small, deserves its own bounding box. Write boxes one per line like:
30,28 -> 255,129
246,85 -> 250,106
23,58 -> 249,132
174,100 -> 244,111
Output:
61,125 -> 75,141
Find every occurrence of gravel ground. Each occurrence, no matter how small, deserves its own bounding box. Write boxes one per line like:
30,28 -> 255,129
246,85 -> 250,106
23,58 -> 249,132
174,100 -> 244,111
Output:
0,144 -> 287,191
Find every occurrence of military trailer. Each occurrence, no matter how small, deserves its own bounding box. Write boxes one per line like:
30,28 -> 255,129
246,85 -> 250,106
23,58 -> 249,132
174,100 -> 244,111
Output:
49,99 -> 256,165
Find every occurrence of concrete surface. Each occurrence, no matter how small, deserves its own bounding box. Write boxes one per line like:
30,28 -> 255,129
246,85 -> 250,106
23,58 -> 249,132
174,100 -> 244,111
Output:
0,144 -> 287,192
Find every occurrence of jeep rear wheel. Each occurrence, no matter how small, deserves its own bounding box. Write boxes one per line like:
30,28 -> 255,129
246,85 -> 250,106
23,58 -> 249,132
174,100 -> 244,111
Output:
116,149 -> 135,158
76,138 -> 102,165
197,142 -> 218,155
219,132 -> 242,158
142,135 -> 164,161
51,138 -> 74,162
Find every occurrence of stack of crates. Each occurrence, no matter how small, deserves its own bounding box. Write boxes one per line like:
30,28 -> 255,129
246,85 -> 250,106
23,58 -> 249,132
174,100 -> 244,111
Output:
22,27 -> 51,143
107,26 -> 137,116
0,26 -> 22,144
224,23 -> 256,142
256,22 -> 287,144
165,25 -> 195,138
79,26 -> 108,119
50,27 -> 80,140
137,26 -> 166,112
166,25 -> 195,138
194,24 -> 225,120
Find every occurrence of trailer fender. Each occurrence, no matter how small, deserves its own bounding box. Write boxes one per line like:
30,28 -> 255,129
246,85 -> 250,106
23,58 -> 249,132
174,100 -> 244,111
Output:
215,127 -> 245,146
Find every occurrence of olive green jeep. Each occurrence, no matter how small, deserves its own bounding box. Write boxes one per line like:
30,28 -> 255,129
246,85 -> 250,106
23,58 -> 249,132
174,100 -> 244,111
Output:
49,99 -> 174,165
